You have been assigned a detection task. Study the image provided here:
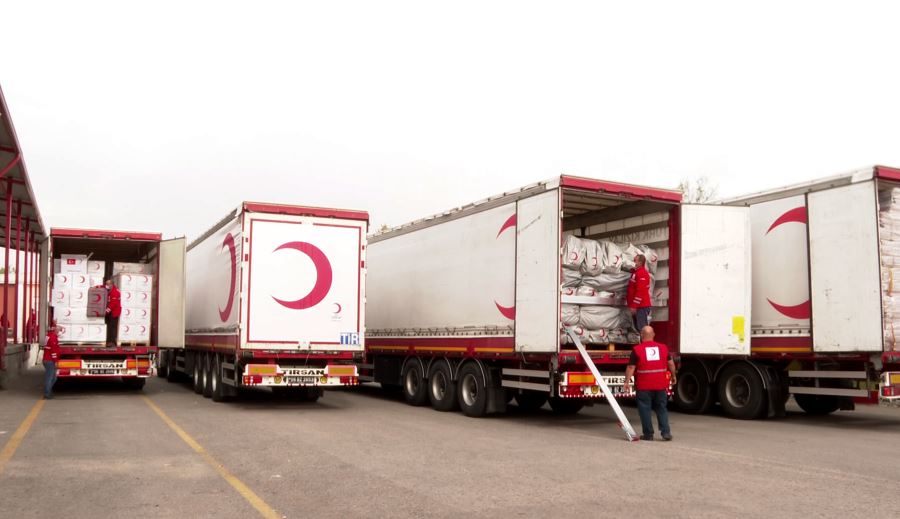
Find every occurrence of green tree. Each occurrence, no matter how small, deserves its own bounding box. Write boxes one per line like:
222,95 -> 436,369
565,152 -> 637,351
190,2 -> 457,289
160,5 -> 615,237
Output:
677,176 -> 719,203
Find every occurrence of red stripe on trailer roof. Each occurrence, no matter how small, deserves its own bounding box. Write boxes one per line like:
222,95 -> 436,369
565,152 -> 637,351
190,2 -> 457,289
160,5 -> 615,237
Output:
51,228 -> 162,241
242,202 -> 369,222
875,165 -> 900,182
560,175 -> 683,203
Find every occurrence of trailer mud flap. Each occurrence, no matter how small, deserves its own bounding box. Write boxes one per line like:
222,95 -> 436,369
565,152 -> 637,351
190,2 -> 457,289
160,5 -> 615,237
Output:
486,367 -> 507,414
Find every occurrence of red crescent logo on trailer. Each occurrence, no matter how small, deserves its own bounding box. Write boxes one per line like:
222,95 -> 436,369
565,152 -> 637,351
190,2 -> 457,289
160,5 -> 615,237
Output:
333,303 -> 342,314
766,207 -> 811,319
494,214 -> 516,320
219,233 -> 237,322
272,241 -> 333,310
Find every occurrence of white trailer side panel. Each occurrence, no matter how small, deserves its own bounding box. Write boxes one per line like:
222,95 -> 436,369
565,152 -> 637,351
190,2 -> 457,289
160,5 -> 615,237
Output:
749,195 -> 811,334
679,205 -> 751,355
808,182 -> 882,352
157,238 -> 186,348
186,216 -> 243,334
366,203 -> 516,333
243,213 -> 365,351
515,190 -> 560,353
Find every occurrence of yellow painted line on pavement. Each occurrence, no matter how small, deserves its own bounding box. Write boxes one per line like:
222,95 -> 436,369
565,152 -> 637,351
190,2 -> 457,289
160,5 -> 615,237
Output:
142,396 -> 281,519
0,399 -> 45,477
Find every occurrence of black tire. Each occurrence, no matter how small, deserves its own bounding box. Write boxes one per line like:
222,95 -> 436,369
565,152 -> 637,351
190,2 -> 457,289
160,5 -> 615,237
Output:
192,357 -> 203,394
202,354 -> 213,398
156,353 -> 169,379
548,396 -> 584,415
211,355 -> 226,402
427,360 -> 458,412
456,363 -> 488,417
717,362 -> 767,420
794,394 -> 841,416
401,359 -> 428,406
674,361 -> 714,414
514,390 -> 548,411
380,383 -> 402,393
166,360 -> 180,383
301,387 -> 321,403
123,377 -> 146,390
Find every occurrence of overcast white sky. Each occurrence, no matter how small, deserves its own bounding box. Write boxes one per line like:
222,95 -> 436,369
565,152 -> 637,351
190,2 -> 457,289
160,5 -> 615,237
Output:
2,1 -> 899,240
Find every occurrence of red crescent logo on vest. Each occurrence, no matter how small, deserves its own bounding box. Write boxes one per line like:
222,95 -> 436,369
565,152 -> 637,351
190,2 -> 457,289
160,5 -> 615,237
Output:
765,207 -> 811,319
494,214 -> 516,320
219,233 -> 237,322
272,241 -> 333,310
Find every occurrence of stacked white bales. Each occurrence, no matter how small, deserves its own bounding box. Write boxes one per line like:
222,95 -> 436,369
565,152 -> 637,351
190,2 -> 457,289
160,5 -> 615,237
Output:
560,235 -> 657,346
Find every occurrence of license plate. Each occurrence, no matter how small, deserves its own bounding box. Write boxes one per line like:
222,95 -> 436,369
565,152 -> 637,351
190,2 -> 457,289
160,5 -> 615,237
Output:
285,376 -> 318,385
88,369 -> 119,375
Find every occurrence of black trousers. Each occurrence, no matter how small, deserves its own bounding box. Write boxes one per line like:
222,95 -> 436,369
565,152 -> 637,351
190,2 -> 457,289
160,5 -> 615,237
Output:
106,315 -> 119,344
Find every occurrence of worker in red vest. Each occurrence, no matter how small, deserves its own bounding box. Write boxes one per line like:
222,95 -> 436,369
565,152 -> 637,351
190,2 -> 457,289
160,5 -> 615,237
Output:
624,326 -> 677,441
627,254 -> 653,330
41,322 -> 61,399
105,279 -> 122,346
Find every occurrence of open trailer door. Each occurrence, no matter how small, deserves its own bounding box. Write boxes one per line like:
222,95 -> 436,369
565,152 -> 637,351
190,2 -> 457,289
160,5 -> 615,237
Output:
679,205 -> 752,356
157,237 -> 186,349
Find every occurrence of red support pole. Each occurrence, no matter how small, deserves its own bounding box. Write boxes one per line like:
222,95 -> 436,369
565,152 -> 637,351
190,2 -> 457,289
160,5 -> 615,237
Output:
22,219 -> 29,342
13,201 -> 20,343
2,179 -> 11,361
28,236 -> 35,342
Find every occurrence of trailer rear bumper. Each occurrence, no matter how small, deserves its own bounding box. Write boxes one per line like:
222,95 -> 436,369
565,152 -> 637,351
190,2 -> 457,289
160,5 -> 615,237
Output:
241,364 -> 359,387
56,356 -> 153,378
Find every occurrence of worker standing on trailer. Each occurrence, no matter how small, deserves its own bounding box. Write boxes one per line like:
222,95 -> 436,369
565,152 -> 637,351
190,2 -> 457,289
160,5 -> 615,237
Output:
627,254 -> 652,329
623,326 -> 677,441
104,279 -> 121,346
41,322 -> 61,399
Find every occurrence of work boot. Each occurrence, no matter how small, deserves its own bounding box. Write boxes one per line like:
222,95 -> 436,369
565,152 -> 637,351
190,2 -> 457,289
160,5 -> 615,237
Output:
641,434 -> 654,441
662,433 -> 673,441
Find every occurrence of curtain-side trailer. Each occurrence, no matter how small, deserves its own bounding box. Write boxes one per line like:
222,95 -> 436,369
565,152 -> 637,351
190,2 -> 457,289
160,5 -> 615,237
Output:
361,176 -> 752,417
158,202 -> 367,402
686,165 -> 900,418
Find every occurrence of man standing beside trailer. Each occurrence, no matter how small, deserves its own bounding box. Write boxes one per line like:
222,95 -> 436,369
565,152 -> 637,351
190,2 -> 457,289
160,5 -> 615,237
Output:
624,326 -> 676,441
627,254 -> 653,329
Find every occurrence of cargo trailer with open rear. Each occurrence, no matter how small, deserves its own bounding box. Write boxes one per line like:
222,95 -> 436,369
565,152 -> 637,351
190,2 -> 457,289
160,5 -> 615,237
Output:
701,165 -> 900,418
157,202 -> 367,402
39,228 -> 186,390
361,175 -> 752,417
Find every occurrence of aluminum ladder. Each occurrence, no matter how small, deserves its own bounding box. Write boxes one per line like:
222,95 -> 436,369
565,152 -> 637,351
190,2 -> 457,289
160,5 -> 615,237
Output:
564,327 -> 639,442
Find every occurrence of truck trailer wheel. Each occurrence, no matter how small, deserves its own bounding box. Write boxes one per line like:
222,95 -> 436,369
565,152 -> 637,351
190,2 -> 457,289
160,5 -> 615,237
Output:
122,377 -> 146,390
156,352 -> 169,379
717,363 -> 767,420
514,390 -> 548,412
794,394 -> 841,416
674,361 -> 714,414
211,355 -> 227,402
202,354 -> 213,398
457,363 -> 488,417
428,360 -> 458,412
548,396 -> 584,415
401,359 -> 428,406
192,357 -> 203,394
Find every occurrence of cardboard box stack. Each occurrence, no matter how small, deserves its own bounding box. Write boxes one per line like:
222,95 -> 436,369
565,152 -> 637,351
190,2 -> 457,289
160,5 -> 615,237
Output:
880,187 -> 900,351
114,264 -> 152,344
53,255 -> 106,344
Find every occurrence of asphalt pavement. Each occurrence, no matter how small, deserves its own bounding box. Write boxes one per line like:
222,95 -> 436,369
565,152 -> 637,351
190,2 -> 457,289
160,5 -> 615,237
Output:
2,366 -> 899,518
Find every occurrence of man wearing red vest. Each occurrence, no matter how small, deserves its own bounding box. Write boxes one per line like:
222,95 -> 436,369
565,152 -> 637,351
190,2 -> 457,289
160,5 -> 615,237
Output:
105,279 -> 122,346
624,326 -> 677,441
627,254 -> 652,330
41,322 -> 61,399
